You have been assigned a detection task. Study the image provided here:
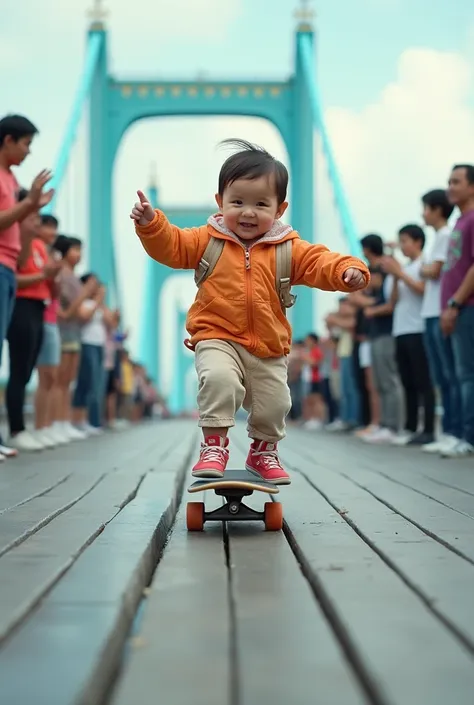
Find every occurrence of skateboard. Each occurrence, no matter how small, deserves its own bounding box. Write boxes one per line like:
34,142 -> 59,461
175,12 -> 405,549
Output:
186,469 -> 283,532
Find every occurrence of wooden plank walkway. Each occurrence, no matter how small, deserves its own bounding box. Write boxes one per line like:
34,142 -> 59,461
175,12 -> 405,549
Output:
0,420 -> 473,705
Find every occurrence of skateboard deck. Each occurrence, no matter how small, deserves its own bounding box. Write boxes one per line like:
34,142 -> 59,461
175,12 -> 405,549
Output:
188,468 -> 279,495
186,469 -> 283,532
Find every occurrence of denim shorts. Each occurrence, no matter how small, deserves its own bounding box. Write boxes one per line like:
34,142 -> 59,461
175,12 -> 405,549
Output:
36,322 -> 61,367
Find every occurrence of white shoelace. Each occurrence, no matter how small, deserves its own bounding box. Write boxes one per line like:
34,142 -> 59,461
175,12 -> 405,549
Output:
201,445 -> 228,462
252,449 -> 281,469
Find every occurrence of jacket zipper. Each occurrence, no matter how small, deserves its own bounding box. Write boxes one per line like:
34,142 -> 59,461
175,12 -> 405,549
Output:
244,247 -> 256,351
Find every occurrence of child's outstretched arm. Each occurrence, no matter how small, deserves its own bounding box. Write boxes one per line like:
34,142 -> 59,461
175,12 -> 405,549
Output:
130,190 -> 205,270
291,239 -> 370,292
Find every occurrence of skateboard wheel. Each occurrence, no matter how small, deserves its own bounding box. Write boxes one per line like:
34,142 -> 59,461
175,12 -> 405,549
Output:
186,502 -> 205,531
264,502 -> 283,531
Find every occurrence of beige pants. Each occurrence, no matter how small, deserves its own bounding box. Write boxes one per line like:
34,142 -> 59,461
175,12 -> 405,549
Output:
195,339 -> 291,443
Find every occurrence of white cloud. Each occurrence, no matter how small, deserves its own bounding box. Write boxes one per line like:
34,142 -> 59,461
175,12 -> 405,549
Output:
325,48 -> 474,239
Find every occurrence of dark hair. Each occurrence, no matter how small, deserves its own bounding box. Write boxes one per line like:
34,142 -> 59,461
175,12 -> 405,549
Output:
52,235 -> 82,257
80,272 -> 98,285
306,332 -> 319,343
17,188 -> 29,202
41,214 -> 59,228
360,233 -> 384,257
422,189 -> 454,220
452,164 -> 474,185
218,139 -> 288,204
398,223 -> 426,249
0,114 -> 38,147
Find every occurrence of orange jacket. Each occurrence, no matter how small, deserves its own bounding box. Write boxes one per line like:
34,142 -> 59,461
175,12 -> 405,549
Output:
136,211 -> 370,358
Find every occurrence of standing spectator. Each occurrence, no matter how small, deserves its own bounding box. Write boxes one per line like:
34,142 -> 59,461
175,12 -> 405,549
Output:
326,297 -> 360,431
0,114 -> 53,459
34,216 -> 69,446
440,164 -> 474,458
419,189 -> 460,454
52,236 -> 96,441
71,276 -> 115,434
302,333 -> 325,430
382,225 -> 436,446
350,300 -> 379,436
6,190 -> 62,451
358,234 -> 403,443
287,339 -> 305,422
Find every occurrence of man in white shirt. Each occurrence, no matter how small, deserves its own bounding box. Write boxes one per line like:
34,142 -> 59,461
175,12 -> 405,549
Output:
419,189 -> 462,454
381,225 -> 436,446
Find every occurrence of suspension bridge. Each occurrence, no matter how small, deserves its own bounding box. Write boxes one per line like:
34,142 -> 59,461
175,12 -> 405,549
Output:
2,3 -> 474,702
43,0 -> 358,414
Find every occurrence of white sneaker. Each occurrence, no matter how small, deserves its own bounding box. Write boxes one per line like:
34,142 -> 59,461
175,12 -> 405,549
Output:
82,423 -> 103,436
0,443 -> 19,458
422,434 -> 457,454
9,430 -> 44,452
363,427 -> 396,444
34,429 -> 57,449
391,431 -> 414,446
303,419 -> 323,431
326,420 -> 347,432
63,422 -> 87,441
48,425 -> 70,445
440,440 -> 474,459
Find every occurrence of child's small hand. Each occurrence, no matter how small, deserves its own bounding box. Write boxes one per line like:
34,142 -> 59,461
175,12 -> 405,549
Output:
130,190 -> 155,226
343,268 -> 366,290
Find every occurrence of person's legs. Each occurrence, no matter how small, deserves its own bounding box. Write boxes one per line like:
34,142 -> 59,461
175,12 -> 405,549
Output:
437,329 -> 463,442
365,336 -> 402,443
240,344 -> 292,484
407,333 -> 435,441
72,344 -> 94,426
444,306 -> 474,457
340,355 -> 360,426
6,299 -> 44,450
0,265 -> 18,455
88,345 -> 104,430
395,335 -> 418,434
352,342 -> 370,427
192,339 -> 246,477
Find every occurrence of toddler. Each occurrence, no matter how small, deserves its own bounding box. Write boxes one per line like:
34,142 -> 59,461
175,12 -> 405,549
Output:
130,140 -> 369,484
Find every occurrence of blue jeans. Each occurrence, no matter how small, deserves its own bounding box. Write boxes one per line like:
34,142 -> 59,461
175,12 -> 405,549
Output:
424,316 -> 462,438
339,356 -> 360,425
0,264 -> 16,365
451,306 -> 474,446
72,344 -> 104,427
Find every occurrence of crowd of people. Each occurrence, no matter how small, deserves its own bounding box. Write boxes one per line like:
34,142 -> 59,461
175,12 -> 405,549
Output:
0,114 -> 164,462
2,113 -> 473,464
289,165 -> 474,460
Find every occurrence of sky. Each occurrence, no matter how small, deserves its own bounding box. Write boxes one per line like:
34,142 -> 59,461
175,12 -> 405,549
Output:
2,0 -> 474,384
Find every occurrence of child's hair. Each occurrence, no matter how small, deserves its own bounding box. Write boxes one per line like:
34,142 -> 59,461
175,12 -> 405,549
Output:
421,189 -> 454,220
41,214 -> 59,228
17,188 -> 29,202
360,233 -> 384,256
218,139 -> 288,204
80,272 -> 99,285
0,114 -> 38,146
52,234 -> 82,257
306,332 -> 319,343
398,223 -> 426,249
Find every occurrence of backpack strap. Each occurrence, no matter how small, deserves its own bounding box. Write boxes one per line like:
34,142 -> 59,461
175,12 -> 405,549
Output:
194,237 -> 225,286
276,239 -> 296,311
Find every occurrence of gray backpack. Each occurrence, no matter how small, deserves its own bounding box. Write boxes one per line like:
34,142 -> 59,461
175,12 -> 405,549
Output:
194,237 -> 296,313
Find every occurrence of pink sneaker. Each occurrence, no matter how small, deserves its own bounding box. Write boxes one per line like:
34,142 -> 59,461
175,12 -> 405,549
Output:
245,440 -> 291,485
192,435 -> 229,478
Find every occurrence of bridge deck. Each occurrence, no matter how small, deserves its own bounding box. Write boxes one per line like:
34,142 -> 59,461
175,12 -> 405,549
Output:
0,420 -> 473,705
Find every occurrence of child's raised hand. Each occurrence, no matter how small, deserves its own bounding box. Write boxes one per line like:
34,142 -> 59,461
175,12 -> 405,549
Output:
343,267 -> 366,290
130,190 -> 155,226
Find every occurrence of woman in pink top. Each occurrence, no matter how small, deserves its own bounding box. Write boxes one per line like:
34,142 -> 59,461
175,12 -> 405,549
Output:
34,215 -> 69,448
